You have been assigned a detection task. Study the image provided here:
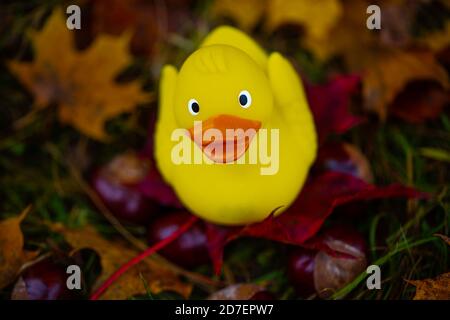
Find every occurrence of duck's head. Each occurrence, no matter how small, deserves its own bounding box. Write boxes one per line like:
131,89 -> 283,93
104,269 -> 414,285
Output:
173,45 -> 274,163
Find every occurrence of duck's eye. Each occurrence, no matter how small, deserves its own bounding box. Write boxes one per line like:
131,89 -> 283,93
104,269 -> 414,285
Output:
188,99 -> 200,115
238,90 -> 252,108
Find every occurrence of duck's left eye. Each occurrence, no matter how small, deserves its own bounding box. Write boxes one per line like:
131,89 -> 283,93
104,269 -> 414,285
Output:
238,90 -> 252,109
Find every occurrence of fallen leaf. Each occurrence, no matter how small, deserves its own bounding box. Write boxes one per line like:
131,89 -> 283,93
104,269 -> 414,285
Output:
90,0 -> 158,56
212,0 -> 343,52
206,172 -> 426,274
409,273 -> 450,300
363,50 -> 448,120
8,8 -> 149,140
51,224 -> 192,300
305,75 -> 364,144
211,0 -> 267,31
266,0 -> 342,42
291,1 -> 449,123
0,206 -> 37,289
299,0 -> 377,65
388,80 -> 449,123
86,0 -> 194,57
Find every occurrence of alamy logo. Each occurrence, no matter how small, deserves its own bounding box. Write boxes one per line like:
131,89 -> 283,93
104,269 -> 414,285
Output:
367,5 -> 381,30
66,5 -> 81,30
366,264 -> 381,290
66,265 -> 81,290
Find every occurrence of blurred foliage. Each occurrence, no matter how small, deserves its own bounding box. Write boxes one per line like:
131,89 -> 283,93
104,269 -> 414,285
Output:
0,0 -> 449,300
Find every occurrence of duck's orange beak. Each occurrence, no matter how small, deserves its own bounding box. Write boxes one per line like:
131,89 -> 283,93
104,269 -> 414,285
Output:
188,114 -> 261,163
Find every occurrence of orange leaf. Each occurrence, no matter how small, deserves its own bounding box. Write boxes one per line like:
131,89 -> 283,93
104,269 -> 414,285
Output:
212,0 -> 267,31
51,224 -> 192,300
8,8 -> 150,141
363,50 -> 448,120
0,206 -> 38,289
408,273 -> 450,300
266,0 -> 342,41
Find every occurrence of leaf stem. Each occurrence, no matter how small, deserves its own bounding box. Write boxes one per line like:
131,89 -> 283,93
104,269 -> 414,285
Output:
90,215 -> 199,300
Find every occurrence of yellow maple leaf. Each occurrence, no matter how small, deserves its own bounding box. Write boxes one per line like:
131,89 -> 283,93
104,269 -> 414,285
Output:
51,224 -> 192,300
0,206 -> 38,289
265,0 -> 342,42
211,0 -> 267,31
8,8 -> 150,141
302,0 -> 378,64
212,0 -> 342,42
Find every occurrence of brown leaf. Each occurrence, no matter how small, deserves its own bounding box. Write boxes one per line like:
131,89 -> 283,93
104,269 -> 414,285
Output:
90,0 -> 159,56
363,50 -> 449,120
8,8 -> 150,141
51,223 -> 192,300
389,80 -> 449,123
409,273 -> 450,300
0,206 -> 37,289
90,0 -> 194,56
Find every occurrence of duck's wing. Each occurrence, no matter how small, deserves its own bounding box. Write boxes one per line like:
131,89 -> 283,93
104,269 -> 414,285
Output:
268,52 -> 317,164
155,65 -> 178,183
201,26 -> 268,70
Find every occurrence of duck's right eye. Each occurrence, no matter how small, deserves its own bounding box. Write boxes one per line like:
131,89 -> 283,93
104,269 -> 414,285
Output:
188,99 -> 200,115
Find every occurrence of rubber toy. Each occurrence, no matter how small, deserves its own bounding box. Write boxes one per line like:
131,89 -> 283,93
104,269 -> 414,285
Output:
155,26 -> 317,225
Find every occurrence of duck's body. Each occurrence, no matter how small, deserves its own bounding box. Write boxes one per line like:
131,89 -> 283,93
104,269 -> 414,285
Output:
155,26 -> 317,225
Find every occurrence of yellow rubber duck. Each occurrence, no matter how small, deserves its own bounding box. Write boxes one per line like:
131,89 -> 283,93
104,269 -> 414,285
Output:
155,26 -> 317,225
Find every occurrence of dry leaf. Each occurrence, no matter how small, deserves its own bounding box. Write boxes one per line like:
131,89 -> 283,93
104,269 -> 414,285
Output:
8,8 -> 149,140
91,0 -> 158,56
212,0 -> 267,31
388,80 -> 449,123
363,50 -> 449,120
408,234 -> 449,300
51,223 -> 192,300
266,0 -> 342,42
212,0 -> 342,42
0,206 -> 37,289
303,1 -> 378,65
409,273 -> 450,300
